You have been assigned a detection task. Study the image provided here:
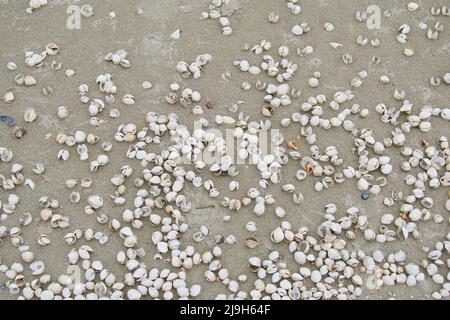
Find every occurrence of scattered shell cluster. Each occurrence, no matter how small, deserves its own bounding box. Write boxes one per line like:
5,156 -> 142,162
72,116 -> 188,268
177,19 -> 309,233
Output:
176,54 -> 212,80
0,1 -> 449,301
200,0 -> 234,36
104,49 -> 131,69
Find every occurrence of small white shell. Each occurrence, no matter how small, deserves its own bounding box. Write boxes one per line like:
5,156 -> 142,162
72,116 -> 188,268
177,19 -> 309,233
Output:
80,4 -> 94,17
170,29 -> 182,40
275,207 -> 286,218
4,91 -> 15,103
407,2 -> 419,12
24,75 -> 37,86
24,108 -> 37,123
7,62 -> 18,71
57,106 -> 69,119
142,81 -> 153,89
88,195 -> 104,209
122,94 -> 136,105
65,69 -> 75,77
270,227 -> 284,243
291,25 -> 303,36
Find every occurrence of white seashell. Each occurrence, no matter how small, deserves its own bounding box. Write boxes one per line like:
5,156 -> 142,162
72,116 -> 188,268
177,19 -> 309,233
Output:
80,4 -> 94,17
7,62 -> 18,71
69,192 -> 81,204
74,131 -> 87,143
4,91 -> 15,103
308,78 -> 319,88
311,270 -> 322,283
444,73 -> 450,85
246,221 -> 257,232
190,285 -> 201,297
80,178 -> 93,188
122,94 -> 136,105
253,201 -> 265,216
222,27 -> 233,36
381,214 -> 394,225
403,47 -> 414,57
229,180 -> 239,191
268,12 -> 279,23
141,81 -> 153,90
248,66 -> 261,75
314,181 -> 324,192
270,227 -> 284,243
419,122 -> 431,132
373,142 -> 385,154
364,229 -> 376,241
124,235 -> 137,248
324,22 -> 335,32
21,251 -> 35,263
24,108 -> 37,123
24,75 -> 37,86
65,69 -> 75,77
407,2 -> 419,11
127,289 -> 142,300
291,25 -> 303,35
381,163 -> 393,175
170,29 -> 182,40
57,150 -> 70,161
57,106 -> 69,119
275,207 -> 286,218
110,108 -> 121,118
88,195 -> 104,209
97,154 -> 109,165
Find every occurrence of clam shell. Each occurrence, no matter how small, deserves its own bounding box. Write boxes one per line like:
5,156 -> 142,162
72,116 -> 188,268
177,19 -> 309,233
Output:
57,150 -> 70,161
24,75 -> 37,86
80,4 -> 94,17
31,163 -> 45,175
88,195 -> 104,209
37,234 -> 50,246
45,43 -> 60,56
245,237 -> 259,249
122,94 -> 136,105
80,178 -> 93,188
170,29 -> 182,40
270,227 -> 285,243
23,108 -> 37,123
19,212 -> 33,226
30,260 -> 45,276
69,192 -> 81,203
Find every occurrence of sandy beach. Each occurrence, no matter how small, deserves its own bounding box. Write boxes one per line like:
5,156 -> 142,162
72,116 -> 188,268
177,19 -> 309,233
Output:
0,0 -> 449,300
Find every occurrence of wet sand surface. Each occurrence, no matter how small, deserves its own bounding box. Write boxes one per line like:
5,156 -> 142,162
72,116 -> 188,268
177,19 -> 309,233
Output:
0,0 -> 449,300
